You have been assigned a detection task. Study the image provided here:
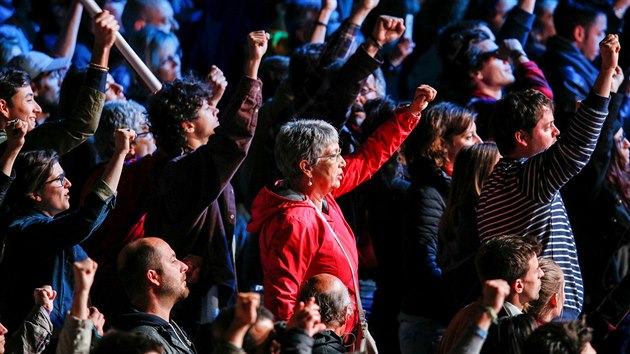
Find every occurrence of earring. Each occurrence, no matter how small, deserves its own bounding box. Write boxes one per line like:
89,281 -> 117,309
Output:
307,178 -> 312,186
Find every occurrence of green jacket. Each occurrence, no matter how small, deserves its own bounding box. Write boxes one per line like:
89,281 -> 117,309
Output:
0,67 -> 106,155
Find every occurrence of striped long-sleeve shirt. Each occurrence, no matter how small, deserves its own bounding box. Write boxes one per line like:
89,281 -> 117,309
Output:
476,92 -> 609,318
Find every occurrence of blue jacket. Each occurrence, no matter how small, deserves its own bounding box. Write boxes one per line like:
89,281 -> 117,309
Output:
0,180 -> 115,332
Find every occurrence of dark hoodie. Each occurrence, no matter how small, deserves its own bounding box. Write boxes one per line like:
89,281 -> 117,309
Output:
113,311 -> 197,354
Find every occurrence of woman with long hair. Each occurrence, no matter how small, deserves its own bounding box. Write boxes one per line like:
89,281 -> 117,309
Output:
437,142 -> 500,322
399,102 -> 482,354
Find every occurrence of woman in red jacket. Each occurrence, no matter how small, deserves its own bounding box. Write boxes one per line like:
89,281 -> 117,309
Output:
247,85 -> 436,335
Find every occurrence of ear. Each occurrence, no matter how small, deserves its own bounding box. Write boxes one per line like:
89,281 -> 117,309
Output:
0,98 -> 9,119
514,130 -> 528,148
298,159 -> 313,179
134,19 -> 146,32
513,279 -> 524,294
550,293 -> 558,307
27,192 -> 42,203
470,70 -> 483,83
147,269 -> 161,287
573,25 -> 585,43
181,120 -> 194,134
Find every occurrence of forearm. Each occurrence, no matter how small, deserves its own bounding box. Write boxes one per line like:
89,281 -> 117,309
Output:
245,58 -> 262,80
593,68 -> 615,98
518,0 -> 535,14
311,9 -> 334,43
100,150 -> 126,192
52,0 -> 83,58
70,290 -> 90,320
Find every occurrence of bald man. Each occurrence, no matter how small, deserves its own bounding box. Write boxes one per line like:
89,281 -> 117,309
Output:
298,274 -> 353,354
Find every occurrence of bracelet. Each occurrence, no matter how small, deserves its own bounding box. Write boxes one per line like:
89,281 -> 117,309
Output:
88,62 -> 109,72
315,21 -> 328,27
366,34 -> 383,50
472,325 -> 488,339
483,306 -> 499,325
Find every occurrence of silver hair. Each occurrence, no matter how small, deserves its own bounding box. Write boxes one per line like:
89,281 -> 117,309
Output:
95,100 -> 147,160
275,119 -> 338,181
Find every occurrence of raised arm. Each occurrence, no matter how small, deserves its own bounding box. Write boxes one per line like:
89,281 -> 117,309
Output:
335,85 -> 436,196
311,0 -> 337,43
523,35 -> 619,202
51,0 -> 84,59
100,128 -> 135,192
56,258 -> 98,354
245,30 -> 269,80
22,11 -> 119,155
4,286 -> 56,354
592,34 -> 619,99
0,120 -> 27,207
207,65 -> 228,107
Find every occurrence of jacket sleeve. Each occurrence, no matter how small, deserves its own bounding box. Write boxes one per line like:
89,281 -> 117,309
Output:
5,306 -> 53,354
22,68 -> 106,155
260,214 -> 321,321
563,92 -> 623,202
334,106 -> 420,197
55,316 -> 94,354
12,180 -> 115,252
497,7 -> 534,45
521,91 -> 609,203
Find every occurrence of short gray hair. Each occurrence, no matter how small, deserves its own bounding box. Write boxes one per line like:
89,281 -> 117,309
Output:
298,274 -> 352,328
95,100 -> 147,160
275,119 -> 338,181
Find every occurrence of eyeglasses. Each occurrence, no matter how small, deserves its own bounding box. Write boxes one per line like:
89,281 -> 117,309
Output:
480,49 -> 500,61
359,86 -> 378,96
134,131 -> 153,142
42,173 -> 67,188
316,152 -> 343,162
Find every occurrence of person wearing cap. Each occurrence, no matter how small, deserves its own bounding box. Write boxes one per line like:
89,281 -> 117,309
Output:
0,10 -> 118,155
8,50 -> 70,125
440,31 -> 553,140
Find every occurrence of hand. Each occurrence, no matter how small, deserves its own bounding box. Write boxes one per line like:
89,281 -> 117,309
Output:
232,292 -> 260,329
322,0 -> 337,12
499,39 -> 527,63
360,0 -> 380,11
33,285 -> 56,313
73,257 -> 98,293
88,306 -> 105,336
481,279 -> 510,314
287,297 -> 326,337
389,37 -> 415,67
600,34 -> 620,71
611,66 -> 624,93
5,119 -> 28,151
372,15 -> 405,46
113,128 -> 136,156
207,66 -> 228,107
183,254 -> 203,284
248,31 -> 270,61
93,10 -> 119,51
409,84 -> 437,115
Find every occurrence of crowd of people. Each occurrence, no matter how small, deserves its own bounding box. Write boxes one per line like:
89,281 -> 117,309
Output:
0,0 -> 628,353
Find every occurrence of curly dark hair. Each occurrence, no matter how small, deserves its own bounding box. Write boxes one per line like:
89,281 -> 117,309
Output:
147,76 -> 211,155
523,316 -> 593,354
